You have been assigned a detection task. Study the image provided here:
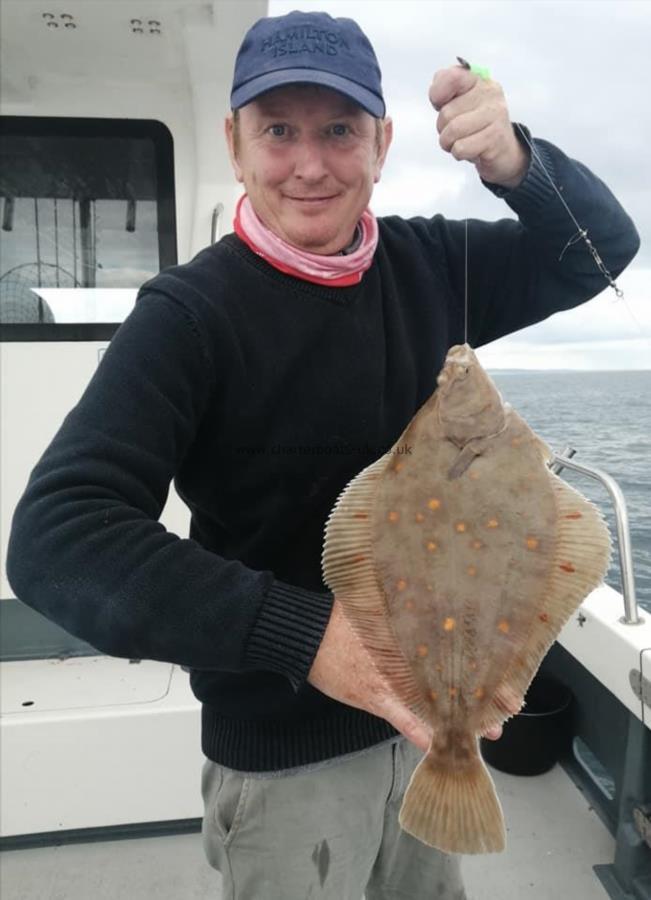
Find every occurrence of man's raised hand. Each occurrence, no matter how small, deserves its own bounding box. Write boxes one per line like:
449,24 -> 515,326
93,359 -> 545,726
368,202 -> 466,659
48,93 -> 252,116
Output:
428,62 -> 530,189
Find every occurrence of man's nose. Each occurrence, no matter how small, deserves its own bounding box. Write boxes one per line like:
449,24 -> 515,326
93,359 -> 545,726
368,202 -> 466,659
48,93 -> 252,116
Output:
293,137 -> 328,180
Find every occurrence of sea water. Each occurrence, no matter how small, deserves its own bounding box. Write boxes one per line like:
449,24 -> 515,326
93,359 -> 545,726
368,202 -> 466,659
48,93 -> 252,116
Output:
490,370 -> 651,614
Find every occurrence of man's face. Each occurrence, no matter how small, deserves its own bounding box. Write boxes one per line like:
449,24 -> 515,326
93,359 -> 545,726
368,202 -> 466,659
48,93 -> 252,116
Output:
225,85 -> 392,255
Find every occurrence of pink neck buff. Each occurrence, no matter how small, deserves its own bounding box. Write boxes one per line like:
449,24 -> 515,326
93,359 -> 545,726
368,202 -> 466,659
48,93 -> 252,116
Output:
233,194 -> 378,287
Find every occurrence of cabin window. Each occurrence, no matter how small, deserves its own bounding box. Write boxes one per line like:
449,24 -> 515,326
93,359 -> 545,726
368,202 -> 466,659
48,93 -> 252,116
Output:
0,117 -> 176,338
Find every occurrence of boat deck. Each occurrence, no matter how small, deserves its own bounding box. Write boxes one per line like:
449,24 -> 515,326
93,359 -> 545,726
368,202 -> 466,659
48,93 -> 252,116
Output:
1,761 -> 614,899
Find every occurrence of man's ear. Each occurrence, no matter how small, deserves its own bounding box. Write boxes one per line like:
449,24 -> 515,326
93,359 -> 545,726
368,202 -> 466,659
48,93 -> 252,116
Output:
374,116 -> 393,184
224,114 -> 244,183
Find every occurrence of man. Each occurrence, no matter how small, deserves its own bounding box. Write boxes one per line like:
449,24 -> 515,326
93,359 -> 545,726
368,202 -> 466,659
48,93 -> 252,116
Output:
6,8 -> 639,900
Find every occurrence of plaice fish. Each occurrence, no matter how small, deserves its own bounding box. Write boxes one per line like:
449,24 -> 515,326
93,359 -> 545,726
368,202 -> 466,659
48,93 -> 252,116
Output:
321,343 -> 611,854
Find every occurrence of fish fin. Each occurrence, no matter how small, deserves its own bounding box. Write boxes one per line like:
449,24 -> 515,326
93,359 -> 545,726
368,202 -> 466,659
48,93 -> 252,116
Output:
399,741 -> 506,854
477,472 -> 611,735
476,685 -> 526,736
447,441 -> 484,479
322,454 -> 430,721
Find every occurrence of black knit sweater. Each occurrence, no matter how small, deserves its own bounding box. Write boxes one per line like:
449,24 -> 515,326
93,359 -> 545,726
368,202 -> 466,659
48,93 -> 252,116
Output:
6,127 -> 640,770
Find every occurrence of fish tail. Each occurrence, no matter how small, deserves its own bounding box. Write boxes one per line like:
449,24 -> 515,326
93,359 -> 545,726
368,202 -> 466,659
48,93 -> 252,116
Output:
399,744 -> 506,854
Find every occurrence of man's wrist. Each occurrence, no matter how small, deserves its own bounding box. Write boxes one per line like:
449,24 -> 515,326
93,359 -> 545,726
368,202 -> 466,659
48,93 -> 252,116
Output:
480,122 -> 535,197
494,140 -> 531,190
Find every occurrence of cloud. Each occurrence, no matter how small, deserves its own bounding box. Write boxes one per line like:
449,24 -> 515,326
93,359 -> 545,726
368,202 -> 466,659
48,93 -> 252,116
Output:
476,338 -> 651,371
268,0 -> 649,365
500,269 -> 651,345
373,161 -> 468,217
478,269 -> 651,371
270,0 -> 650,266
477,267 -> 651,368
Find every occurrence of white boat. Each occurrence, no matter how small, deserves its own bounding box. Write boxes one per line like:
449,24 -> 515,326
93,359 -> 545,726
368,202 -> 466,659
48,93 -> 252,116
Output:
1,2 -> 649,898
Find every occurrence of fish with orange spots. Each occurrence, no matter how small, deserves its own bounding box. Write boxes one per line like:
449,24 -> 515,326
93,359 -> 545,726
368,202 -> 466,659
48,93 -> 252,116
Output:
321,343 -> 610,854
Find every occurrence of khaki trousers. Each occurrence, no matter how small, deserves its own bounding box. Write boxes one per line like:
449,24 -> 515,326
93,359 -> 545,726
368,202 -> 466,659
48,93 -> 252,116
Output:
201,735 -> 467,899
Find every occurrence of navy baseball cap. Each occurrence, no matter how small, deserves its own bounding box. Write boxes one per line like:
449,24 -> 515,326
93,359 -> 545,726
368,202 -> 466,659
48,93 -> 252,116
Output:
230,10 -> 385,117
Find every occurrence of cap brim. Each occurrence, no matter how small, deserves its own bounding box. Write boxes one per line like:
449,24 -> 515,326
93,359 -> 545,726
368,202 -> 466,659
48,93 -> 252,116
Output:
231,68 -> 385,118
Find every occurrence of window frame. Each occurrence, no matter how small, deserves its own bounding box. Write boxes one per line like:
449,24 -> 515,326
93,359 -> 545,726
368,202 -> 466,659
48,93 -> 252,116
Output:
0,116 -> 177,343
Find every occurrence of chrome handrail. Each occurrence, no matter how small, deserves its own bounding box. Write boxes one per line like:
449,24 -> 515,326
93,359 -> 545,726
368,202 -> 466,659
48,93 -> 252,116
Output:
549,446 -> 643,626
211,203 -> 224,244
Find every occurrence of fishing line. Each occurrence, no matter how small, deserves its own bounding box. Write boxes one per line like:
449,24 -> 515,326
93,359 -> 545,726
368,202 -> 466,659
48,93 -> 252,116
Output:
464,217 -> 468,344
513,122 -> 647,338
511,122 -> 625,301
456,55 -> 649,341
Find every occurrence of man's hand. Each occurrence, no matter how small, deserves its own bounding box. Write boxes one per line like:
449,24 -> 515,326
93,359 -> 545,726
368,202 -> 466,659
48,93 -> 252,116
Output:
307,599 -> 521,751
428,63 -> 530,189
308,599 -> 433,752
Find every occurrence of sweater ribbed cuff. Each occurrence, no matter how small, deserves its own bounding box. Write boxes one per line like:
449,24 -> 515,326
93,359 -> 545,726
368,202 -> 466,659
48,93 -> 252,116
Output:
244,581 -> 334,692
481,122 -> 558,216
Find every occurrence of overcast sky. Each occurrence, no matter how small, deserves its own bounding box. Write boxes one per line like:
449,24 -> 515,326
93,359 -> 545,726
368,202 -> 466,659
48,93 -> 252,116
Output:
269,0 -> 650,369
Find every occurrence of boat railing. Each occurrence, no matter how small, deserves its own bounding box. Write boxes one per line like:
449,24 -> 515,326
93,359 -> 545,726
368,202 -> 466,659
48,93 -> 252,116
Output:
211,203 -> 224,244
549,446 -> 644,626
